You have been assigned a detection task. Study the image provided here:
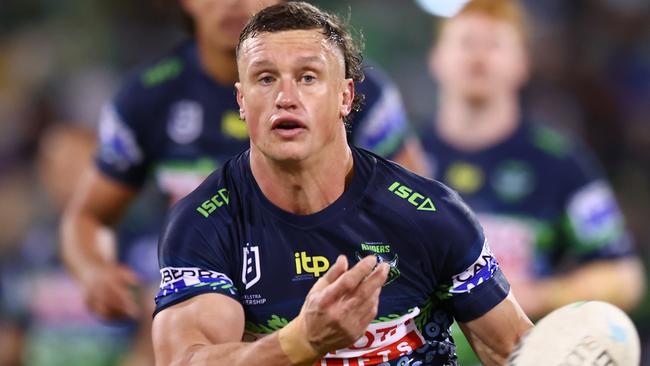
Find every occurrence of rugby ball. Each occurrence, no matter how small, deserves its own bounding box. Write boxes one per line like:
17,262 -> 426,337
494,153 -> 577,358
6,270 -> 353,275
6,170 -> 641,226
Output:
507,301 -> 640,366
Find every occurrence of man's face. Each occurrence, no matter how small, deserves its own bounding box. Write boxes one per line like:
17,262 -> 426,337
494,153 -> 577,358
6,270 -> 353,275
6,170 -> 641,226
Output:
430,14 -> 528,103
181,0 -> 281,51
236,29 -> 354,162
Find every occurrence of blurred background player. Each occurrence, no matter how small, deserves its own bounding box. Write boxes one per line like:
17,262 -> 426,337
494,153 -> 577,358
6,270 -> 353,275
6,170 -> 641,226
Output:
0,124 -> 152,366
60,0 -> 427,363
419,0 -> 646,363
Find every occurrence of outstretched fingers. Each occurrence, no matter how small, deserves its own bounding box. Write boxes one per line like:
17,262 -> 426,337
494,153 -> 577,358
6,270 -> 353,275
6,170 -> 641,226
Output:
310,255 -> 349,294
319,256 -> 381,308
298,256 -> 389,354
357,262 -> 389,298
343,262 -> 389,311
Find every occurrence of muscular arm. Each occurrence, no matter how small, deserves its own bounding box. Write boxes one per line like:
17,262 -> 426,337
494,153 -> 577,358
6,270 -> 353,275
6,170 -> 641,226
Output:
459,291 -> 533,366
60,167 -> 140,319
513,257 -> 645,319
152,294 -> 290,366
153,256 -> 389,366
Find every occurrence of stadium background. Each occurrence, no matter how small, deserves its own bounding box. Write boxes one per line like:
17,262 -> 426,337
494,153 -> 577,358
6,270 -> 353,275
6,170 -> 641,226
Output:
0,0 -> 648,363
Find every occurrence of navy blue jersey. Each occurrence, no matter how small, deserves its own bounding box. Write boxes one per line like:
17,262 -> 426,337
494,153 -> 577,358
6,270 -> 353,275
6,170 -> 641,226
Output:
420,121 -> 634,284
96,40 -> 411,203
154,147 -> 509,365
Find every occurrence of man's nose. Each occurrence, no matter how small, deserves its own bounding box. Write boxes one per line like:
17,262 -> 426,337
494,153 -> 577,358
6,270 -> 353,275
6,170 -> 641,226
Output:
275,78 -> 298,109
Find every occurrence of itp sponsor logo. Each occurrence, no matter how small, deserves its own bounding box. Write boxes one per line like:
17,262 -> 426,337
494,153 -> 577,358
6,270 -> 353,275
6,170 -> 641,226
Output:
294,251 -> 330,278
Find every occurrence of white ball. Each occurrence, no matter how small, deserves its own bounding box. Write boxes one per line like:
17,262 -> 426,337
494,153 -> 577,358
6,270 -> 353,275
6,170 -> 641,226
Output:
507,301 -> 640,366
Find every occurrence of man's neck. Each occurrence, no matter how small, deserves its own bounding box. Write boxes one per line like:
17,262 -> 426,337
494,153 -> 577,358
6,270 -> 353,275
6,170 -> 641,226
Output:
196,36 -> 239,85
435,92 -> 520,152
250,139 -> 354,215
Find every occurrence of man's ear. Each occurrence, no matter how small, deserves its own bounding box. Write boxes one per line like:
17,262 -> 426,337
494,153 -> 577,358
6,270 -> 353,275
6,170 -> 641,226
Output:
340,78 -> 355,118
235,82 -> 246,121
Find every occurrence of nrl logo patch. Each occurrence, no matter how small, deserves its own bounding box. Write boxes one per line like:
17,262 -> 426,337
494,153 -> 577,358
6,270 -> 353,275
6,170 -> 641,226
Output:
167,100 -> 203,144
242,244 -> 261,290
355,242 -> 400,286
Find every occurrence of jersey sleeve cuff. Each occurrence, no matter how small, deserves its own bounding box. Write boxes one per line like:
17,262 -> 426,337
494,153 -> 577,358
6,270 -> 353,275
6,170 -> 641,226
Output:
153,285 -> 241,318
449,269 -> 510,323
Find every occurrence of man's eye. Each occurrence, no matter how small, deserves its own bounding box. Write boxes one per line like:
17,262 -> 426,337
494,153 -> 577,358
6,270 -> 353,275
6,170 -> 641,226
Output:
259,76 -> 274,84
301,75 -> 316,83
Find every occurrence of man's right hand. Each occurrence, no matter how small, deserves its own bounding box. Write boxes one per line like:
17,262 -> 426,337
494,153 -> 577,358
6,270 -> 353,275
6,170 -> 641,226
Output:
152,255 -> 389,366
80,262 -> 141,320
286,255 -> 389,359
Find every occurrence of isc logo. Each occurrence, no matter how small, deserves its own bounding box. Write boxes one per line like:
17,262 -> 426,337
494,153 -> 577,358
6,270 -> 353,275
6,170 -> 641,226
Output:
388,181 -> 436,211
196,188 -> 229,218
294,251 -> 330,277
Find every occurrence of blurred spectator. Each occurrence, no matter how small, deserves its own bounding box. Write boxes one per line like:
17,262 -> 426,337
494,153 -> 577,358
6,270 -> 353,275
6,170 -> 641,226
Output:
418,0 -> 645,363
